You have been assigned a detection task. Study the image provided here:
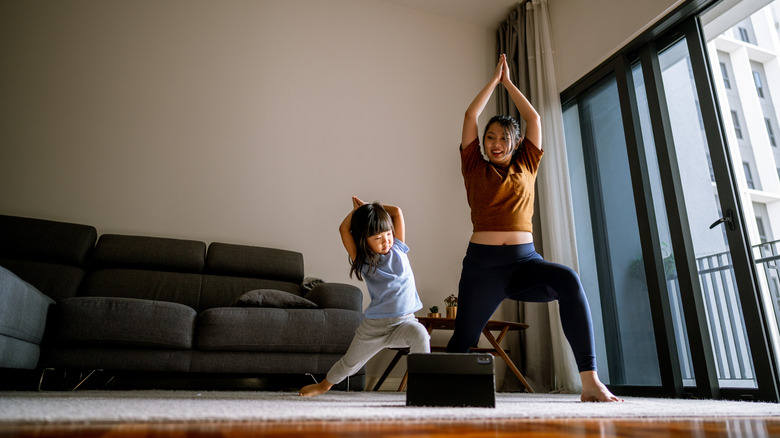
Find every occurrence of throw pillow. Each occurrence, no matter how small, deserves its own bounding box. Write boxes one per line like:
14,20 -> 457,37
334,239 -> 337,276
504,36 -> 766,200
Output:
232,289 -> 318,309
302,276 -> 324,291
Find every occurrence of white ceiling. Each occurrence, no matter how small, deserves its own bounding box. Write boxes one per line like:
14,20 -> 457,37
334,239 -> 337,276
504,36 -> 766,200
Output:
380,0 -> 521,28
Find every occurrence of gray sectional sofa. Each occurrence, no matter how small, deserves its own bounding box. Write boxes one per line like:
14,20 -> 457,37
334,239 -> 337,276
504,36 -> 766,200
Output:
0,214 -> 365,390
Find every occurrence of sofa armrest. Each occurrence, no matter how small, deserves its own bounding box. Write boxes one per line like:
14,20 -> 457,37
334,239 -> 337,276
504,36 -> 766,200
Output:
304,282 -> 363,312
0,266 -> 55,345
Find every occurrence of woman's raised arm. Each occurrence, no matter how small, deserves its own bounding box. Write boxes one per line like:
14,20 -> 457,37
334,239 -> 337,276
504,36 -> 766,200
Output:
462,55 -> 504,149
500,55 -> 541,149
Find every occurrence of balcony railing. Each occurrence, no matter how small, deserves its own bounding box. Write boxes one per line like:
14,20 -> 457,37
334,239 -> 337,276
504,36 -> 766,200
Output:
754,240 -> 780,324
664,239 -> 780,386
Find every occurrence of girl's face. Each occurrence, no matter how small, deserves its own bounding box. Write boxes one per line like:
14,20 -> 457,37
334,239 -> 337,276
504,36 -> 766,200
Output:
366,230 -> 393,255
484,122 -> 517,166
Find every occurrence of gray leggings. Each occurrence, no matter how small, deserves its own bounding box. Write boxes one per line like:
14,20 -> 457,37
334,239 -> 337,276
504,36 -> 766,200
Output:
326,314 -> 430,384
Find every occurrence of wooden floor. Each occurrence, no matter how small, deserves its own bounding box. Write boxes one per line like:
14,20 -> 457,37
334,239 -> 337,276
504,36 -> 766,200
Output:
2,418 -> 780,438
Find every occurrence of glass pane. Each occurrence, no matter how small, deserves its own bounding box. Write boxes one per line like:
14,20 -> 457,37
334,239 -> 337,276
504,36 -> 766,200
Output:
564,76 -> 662,386
659,37 -> 757,388
631,62 -> 696,387
703,0 -> 780,384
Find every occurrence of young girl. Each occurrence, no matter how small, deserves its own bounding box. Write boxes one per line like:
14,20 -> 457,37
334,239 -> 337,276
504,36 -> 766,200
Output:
446,54 -> 622,402
299,196 -> 430,397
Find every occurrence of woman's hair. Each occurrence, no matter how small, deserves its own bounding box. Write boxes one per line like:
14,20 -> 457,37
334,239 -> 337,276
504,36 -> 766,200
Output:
349,202 -> 394,281
483,115 -> 522,155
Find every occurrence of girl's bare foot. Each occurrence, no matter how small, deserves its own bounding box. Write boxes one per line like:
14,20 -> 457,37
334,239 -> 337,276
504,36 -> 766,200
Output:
299,379 -> 333,397
580,371 -> 623,402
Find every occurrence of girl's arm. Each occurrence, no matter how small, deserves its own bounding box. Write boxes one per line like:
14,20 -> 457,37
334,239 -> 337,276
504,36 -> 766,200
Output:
462,56 -> 504,149
500,55 -> 542,149
383,205 -> 405,243
339,196 -> 364,262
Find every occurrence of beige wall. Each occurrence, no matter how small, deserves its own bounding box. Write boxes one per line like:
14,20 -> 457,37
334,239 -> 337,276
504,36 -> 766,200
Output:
0,0 -> 487,296
549,0 -> 683,91
0,0 -> 683,385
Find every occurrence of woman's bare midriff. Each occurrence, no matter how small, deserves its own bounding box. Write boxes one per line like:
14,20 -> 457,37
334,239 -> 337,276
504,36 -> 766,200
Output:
470,231 -> 533,245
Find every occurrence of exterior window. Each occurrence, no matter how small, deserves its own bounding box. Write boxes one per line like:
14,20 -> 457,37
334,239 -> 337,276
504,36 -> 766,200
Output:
766,118 -> 777,147
732,110 -> 743,139
756,217 -> 767,243
743,162 -> 755,189
753,71 -> 765,98
720,62 -> 731,89
738,27 -> 750,43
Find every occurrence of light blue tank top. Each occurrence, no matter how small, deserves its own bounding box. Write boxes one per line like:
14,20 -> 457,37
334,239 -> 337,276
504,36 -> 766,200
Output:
362,240 -> 423,319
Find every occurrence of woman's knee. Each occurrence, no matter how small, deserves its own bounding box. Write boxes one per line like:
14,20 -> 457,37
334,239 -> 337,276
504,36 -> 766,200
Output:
548,264 -> 583,298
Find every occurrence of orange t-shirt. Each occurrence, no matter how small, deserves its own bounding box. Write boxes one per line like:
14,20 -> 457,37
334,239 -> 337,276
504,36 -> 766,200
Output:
460,137 -> 544,232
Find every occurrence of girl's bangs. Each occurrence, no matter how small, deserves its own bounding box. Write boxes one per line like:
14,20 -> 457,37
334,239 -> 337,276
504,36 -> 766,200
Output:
367,209 -> 393,236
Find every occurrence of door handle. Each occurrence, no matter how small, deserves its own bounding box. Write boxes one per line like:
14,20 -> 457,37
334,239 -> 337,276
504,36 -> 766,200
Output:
709,209 -> 735,231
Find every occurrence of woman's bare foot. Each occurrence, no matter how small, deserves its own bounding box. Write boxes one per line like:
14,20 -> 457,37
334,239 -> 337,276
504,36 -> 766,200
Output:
299,379 -> 333,397
580,371 -> 623,402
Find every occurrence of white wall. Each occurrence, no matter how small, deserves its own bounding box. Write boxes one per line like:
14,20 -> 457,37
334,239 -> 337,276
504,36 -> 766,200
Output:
549,0 -> 683,91
0,0 -> 687,385
0,0 -> 490,298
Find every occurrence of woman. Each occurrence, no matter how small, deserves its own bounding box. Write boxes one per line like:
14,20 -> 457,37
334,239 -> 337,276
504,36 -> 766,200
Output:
446,54 -> 621,402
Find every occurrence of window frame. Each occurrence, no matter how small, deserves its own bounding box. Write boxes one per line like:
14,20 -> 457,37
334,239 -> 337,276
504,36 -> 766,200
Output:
559,0 -> 780,402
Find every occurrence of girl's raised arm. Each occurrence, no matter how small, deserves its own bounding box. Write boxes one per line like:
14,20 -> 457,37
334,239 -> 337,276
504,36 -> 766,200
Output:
338,196 -> 364,262
462,55 -> 504,149
383,205 -> 405,244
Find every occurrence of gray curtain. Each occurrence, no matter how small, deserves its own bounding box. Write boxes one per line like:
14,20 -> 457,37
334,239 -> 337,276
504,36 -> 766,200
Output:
496,0 -> 581,394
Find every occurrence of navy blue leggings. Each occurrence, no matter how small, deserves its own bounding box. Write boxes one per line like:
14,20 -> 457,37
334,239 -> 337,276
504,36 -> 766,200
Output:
446,242 -> 597,372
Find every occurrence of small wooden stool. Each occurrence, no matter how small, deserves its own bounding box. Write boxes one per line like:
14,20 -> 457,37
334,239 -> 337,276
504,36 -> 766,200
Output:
371,317 -> 533,393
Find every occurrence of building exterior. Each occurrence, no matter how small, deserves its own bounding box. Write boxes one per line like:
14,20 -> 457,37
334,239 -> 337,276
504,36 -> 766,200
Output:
709,1 -> 780,248
706,0 -> 780,384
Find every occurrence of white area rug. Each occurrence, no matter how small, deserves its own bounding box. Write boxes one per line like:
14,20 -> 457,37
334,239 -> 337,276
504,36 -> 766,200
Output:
1,391 -> 779,424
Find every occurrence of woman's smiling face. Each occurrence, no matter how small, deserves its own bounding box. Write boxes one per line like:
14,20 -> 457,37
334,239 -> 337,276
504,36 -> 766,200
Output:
484,122 -> 517,166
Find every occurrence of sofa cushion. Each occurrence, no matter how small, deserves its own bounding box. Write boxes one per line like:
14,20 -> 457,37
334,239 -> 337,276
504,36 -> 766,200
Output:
0,215 -> 97,267
0,215 -> 95,302
232,289 -> 317,309
198,274 -> 303,311
0,260 -> 85,302
205,243 -> 304,284
79,269 -> 202,309
195,308 -> 362,354
304,283 -> 363,312
0,266 -> 55,344
0,335 -> 42,370
56,297 -> 196,349
92,234 -> 206,273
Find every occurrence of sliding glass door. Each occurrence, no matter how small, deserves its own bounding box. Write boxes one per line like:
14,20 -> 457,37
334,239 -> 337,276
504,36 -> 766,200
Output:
702,0 -> 780,393
561,0 -> 780,401
564,76 -> 663,390
652,30 -> 764,395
